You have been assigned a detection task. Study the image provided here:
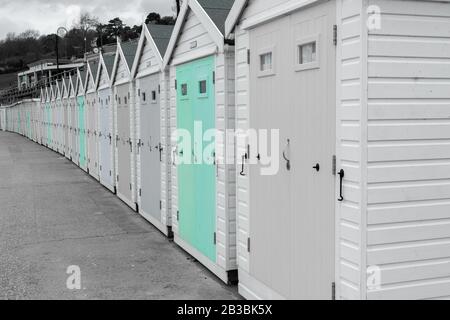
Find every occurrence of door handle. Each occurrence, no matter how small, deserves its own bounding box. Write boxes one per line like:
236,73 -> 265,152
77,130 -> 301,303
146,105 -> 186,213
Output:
313,163 -> 320,172
240,155 -> 246,176
338,169 -> 345,202
159,143 -> 163,162
172,146 -> 179,166
282,139 -> 291,171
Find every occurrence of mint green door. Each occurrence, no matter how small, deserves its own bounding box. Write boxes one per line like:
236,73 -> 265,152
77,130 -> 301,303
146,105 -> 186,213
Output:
78,96 -> 86,168
176,55 -> 216,262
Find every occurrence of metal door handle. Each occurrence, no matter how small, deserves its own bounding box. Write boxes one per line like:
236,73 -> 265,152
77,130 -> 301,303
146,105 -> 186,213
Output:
282,139 -> 291,171
313,163 -> 320,172
240,155 -> 246,176
338,169 -> 345,202
172,147 -> 177,166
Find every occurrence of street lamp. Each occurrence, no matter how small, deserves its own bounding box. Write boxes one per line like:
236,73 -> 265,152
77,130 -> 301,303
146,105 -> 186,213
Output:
56,27 -> 68,74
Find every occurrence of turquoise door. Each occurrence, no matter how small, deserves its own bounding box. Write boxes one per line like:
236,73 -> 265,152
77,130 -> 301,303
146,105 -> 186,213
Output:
78,96 -> 86,168
176,55 -> 216,262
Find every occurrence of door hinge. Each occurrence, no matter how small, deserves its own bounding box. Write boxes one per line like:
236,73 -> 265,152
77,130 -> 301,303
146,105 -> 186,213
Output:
160,200 -> 162,210
214,232 -> 217,245
247,49 -> 250,64
333,25 -> 338,46
110,170 -> 112,176
130,183 -> 132,191
175,80 -> 177,90
332,282 -> 336,300
117,175 -> 119,182
213,71 -> 215,84
247,238 -> 251,253
158,85 -> 161,93
177,210 -> 180,221
139,188 -> 142,197
332,155 -> 337,175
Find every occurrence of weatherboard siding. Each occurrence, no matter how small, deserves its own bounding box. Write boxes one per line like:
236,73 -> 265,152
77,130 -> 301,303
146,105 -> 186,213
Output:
365,0 -> 450,300
171,9 -> 216,62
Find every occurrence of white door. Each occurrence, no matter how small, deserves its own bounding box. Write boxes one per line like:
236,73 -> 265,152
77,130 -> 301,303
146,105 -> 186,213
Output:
116,84 -> 132,204
137,74 -> 162,222
98,88 -> 114,189
249,1 -> 336,299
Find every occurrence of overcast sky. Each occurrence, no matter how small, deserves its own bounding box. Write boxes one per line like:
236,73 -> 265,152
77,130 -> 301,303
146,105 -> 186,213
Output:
0,0 -> 174,40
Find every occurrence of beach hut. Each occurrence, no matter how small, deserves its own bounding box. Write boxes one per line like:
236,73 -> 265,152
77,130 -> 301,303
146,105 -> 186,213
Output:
225,0 -> 450,300
62,74 -> 71,158
55,79 -> 64,154
44,85 -> 51,148
68,71 -> 78,163
0,107 -> 5,131
96,49 -> 117,193
85,56 -> 101,180
38,87 -> 45,144
111,40 -> 139,210
163,0 -> 237,283
76,66 -> 88,170
131,23 -> 174,236
49,82 -> 58,150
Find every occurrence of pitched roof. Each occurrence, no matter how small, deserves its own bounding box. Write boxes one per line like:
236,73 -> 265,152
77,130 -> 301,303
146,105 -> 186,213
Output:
88,57 -> 100,83
103,52 -> 116,78
120,40 -> 139,70
146,24 -> 174,56
78,68 -> 87,91
197,0 -> 235,34
63,76 -> 70,93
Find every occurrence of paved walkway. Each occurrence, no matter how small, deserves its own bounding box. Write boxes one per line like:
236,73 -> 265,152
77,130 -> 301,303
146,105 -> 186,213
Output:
0,131 -> 239,300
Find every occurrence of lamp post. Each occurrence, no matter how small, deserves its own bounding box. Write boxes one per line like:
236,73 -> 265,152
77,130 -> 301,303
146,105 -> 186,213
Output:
56,27 -> 68,74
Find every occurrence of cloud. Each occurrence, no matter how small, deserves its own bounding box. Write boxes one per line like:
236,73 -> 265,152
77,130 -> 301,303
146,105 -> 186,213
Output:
0,0 -> 174,39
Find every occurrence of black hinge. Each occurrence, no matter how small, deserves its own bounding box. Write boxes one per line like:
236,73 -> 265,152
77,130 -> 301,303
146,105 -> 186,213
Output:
117,175 -> 119,182
332,155 -> 337,176
139,188 -> 142,197
247,238 -> 251,253
247,49 -> 250,64
213,71 -> 215,84
333,25 -> 338,46
129,183 -> 132,191
177,210 -> 180,221
160,200 -> 162,210
213,232 -> 217,245
175,80 -> 177,90
158,85 -> 161,93
332,282 -> 336,300
109,170 -> 112,176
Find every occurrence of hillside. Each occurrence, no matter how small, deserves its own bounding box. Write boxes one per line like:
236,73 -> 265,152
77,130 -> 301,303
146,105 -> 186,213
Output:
0,72 -> 16,90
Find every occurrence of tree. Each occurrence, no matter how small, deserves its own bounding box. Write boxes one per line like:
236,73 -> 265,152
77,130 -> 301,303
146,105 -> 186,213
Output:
159,16 -> 176,25
145,12 -> 161,24
145,12 -> 176,26
18,30 -> 40,40
76,12 -> 100,36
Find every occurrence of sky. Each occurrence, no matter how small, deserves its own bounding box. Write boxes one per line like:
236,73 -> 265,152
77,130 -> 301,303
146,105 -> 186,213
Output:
0,0 -> 174,40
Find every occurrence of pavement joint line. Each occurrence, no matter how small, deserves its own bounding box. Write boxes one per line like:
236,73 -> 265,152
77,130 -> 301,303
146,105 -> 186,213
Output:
2,230 -> 156,251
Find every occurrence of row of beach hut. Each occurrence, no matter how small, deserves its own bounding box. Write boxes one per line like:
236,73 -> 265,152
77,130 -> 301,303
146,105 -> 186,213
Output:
2,0 -> 450,300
